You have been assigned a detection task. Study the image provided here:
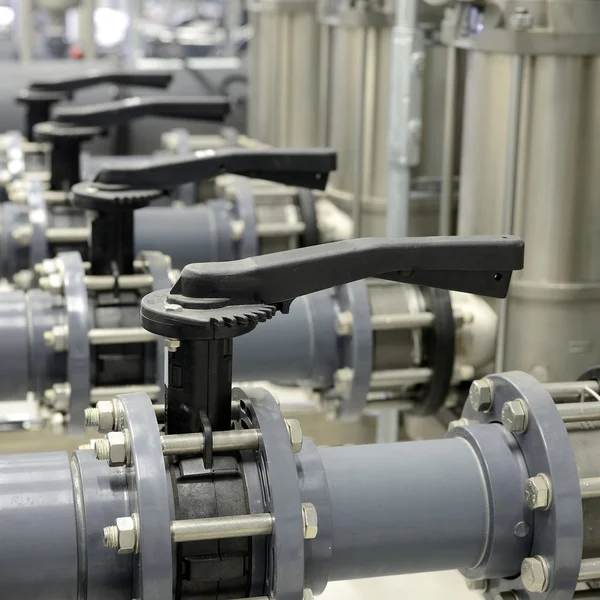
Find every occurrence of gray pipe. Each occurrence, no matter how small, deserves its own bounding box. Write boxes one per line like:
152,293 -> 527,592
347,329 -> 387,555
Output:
317,437 -> 488,579
233,288 -> 339,386
0,452 -> 78,600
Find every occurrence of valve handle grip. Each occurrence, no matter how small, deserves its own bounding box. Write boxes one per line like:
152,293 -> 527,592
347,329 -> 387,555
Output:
53,96 -> 231,127
27,70 -> 173,93
93,147 -> 337,191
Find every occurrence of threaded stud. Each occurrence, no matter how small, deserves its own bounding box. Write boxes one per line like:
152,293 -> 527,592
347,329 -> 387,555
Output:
95,438 -> 110,460
103,526 -> 119,549
85,407 -> 100,428
78,443 -> 92,450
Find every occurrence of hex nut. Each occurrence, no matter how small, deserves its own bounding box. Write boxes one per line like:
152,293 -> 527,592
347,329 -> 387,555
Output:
107,430 -> 130,467
501,399 -> 529,433
335,311 -> 354,336
285,419 -> 303,454
465,578 -> 488,592
448,418 -> 471,432
96,400 -> 116,433
469,378 -> 494,412
115,516 -> 138,555
521,556 -> 549,592
165,338 -> 181,353
302,503 -> 318,539
525,474 -> 552,511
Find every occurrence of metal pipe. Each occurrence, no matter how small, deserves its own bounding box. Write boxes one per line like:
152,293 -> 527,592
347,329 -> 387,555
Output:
439,41 -> 458,236
170,513 -> 274,543
46,227 -> 88,244
579,558 -> 600,582
88,327 -> 157,345
494,54 -> 525,373
256,222 -> 306,238
84,274 -> 154,290
371,312 -> 435,330
90,385 -> 162,401
352,27 -> 369,237
370,368 -> 433,389
544,381 -> 600,401
557,403 -> 600,423
580,477 -> 600,499
161,429 -> 260,456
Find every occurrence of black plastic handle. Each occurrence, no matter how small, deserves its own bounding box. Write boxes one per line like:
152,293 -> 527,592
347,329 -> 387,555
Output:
28,70 -> 173,93
173,236 -> 524,305
53,96 -> 231,127
93,148 -> 337,191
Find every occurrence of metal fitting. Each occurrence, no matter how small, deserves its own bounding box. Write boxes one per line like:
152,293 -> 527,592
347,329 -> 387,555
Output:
43,382 -> 71,412
12,269 -> 33,290
335,311 -> 354,336
85,398 -> 123,433
43,324 -> 69,352
524,474 -> 552,511
333,367 -> 353,394
501,399 -> 529,433
230,219 -> 245,241
34,258 -> 59,276
95,430 -> 131,467
104,514 -> 139,554
39,272 -> 64,294
285,419 -> 303,453
302,503 -> 318,539
465,578 -> 488,592
469,378 -> 494,412
165,338 -> 181,353
11,225 -> 32,246
521,556 -> 550,592
303,589 -> 314,600
447,418 -> 472,432
509,7 -> 534,30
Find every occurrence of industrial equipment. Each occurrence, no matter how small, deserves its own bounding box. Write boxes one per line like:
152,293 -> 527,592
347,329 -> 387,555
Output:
7,235 -> 585,600
0,148 -> 336,431
445,0 -> 600,383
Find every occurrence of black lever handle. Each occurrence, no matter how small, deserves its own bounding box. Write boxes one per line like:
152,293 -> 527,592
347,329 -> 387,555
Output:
17,70 -> 172,141
27,70 -> 173,93
92,148 -> 337,191
140,235 -> 524,436
53,96 -> 231,127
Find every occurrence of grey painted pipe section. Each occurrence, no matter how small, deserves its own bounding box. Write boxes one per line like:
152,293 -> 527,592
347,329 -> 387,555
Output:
0,451 -> 78,600
233,287 -> 340,387
0,290 -> 29,400
317,437 -> 488,579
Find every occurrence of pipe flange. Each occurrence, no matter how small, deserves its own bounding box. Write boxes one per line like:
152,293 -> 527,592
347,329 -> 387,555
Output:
139,250 -> 172,400
242,387 -> 306,600
461,372 -> 583,600
411,288 -> 455,416
332,280 -> 373,420
60,251 -> 91,434
118,392 -> 174,600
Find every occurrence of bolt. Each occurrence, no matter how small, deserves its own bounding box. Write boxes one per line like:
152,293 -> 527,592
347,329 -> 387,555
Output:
303,589 -> 314,600
469,378 -> 494,412
164,303 -> 183,312
501,399 -> 529,433
13,269 -> 33,290
521,556 -> 549,592
44,324 -> 69,352
103,514 -> 139,554
230,219 -> 245,241
107,430 -> 130,467
465,578 -> 488,592
165,338 -> 180,353
44,382 -> 71,412
34,258 -> 58,276
524,474 -> 552,510
39,272 -> 64,294
95,438 -> 110,460
333,367 -> 353,393
302,502 -> 318,539
11,225 -> 32,246
510,6 -> 534,30
78,443 -> 92,450
285,419 -> 303,454
87,399 -> 123,433
448,418 -> 472,431
335,311 -> 354,336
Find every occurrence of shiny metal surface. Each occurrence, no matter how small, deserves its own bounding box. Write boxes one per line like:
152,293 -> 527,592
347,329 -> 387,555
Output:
458,51 -> 600,380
